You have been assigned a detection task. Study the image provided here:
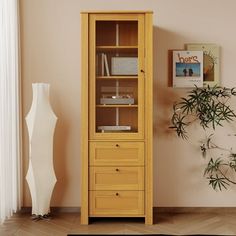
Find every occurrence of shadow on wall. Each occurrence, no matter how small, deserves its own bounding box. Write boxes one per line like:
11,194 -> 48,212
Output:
52,89 -> 69,206
153,26 -> 186,139
153,26 -> 194,205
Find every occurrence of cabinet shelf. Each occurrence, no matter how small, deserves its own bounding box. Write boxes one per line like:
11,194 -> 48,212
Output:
96,46 -> 138,52
96,104 -> 138,108
96,76 -> 138,80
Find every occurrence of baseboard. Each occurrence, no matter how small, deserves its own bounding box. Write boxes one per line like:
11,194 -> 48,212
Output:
155,207 -> 236,213
19,206 -> 236,214
19,207 -> 81,214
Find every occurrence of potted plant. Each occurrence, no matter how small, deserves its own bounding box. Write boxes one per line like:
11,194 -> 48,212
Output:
170,85 -> 236,190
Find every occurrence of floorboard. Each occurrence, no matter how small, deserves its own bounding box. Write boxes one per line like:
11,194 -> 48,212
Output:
1,210 -> 236,235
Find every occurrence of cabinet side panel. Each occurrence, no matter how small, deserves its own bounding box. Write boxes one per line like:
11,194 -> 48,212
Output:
144,13 -> 153,225
81,13 -> 89,225
89,14 -> 97,139
137,14 -> 145,139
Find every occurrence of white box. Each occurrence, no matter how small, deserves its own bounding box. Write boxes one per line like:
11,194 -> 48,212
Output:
111,57 -> 138,75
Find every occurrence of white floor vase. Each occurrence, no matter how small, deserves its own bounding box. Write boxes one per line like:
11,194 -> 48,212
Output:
25,83 -> 58,217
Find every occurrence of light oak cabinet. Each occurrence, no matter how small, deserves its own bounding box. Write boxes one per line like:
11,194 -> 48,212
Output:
81,11 -> 153,224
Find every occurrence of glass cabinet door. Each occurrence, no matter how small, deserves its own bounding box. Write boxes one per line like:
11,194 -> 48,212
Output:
89,14 -> 144,139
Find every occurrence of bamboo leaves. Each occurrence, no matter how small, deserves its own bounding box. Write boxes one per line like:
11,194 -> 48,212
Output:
200,135 -> 236,190
170,85 -> 236,191
170,85 -> 236,138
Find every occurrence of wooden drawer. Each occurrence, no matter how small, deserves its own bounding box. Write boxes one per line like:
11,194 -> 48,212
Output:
89,166 -> 144,190
89,142 -> 144,166
89,191 -> 144,216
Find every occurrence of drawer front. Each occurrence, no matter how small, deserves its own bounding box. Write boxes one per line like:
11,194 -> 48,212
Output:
89,166 -> 144,190
89,191 -> 144,216
89,142 -> 144,166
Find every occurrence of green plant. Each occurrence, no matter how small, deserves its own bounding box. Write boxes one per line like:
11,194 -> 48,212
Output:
201,134 -> 236,190
170,85 -> 236,190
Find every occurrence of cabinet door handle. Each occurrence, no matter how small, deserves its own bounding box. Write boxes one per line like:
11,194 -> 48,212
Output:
140,69 -> 145,73
115,144 -> 119,147
116,168 -> 119,172
116,193 -> 119,196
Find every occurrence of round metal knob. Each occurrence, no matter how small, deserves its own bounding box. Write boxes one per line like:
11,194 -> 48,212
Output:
116,193 -> 119,196
116,168 -> 119,172
116,144 -> 119,147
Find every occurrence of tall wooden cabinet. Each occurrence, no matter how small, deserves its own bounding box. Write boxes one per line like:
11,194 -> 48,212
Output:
81,11 -> 153,225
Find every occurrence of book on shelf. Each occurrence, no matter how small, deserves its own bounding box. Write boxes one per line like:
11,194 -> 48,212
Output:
103,53 -> 110,76
99,53 -> 110,76
173,50 -> 203,88
96,53 -> 104,76
101,53 -> 104,76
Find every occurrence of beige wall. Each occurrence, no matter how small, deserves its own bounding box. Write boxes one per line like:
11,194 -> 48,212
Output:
20,0 -> 236,207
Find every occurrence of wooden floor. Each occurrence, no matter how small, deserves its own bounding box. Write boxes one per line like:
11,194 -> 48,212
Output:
1,209 -> 236,235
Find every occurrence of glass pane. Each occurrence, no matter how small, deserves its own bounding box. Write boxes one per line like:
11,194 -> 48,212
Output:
95,20 -> 139,133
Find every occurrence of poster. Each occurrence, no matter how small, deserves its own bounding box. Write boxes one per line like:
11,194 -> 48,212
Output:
186,44 -> 220,86
173,50 -> 203,88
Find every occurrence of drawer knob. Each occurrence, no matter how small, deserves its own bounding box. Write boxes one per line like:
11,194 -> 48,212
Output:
116,144 -> 119,147
116,193 -> 119,196
116,168 -> 119,172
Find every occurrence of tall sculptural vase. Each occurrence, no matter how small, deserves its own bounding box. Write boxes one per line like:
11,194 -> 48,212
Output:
26,83 -> 58,216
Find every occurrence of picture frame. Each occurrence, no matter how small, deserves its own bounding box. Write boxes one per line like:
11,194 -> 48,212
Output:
186,44 -> 220,87
172,50 -> 203,88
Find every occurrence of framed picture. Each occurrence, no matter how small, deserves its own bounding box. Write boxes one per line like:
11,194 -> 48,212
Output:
173,50 -> 203,88
186,44 -> 220,87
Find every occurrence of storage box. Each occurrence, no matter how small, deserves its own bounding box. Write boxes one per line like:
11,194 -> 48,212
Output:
111,57 -> 138,75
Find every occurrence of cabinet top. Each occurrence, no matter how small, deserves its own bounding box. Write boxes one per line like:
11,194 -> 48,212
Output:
80,10 -> 153,14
